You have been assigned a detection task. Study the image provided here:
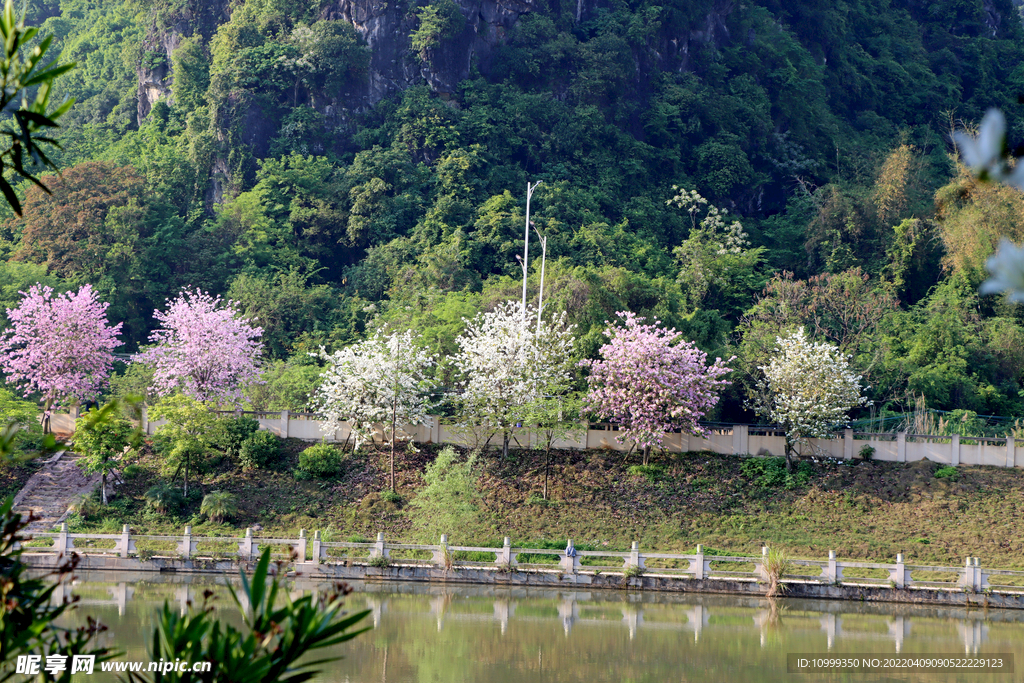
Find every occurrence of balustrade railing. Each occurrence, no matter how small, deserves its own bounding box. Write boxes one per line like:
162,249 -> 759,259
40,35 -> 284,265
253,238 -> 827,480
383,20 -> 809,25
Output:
20,526 -> 1024,594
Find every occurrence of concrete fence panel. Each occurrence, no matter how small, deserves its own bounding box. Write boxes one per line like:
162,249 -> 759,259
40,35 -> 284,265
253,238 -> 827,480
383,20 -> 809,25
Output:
917,439 -> 952,465
46,410 -> 1024,470
748,434 -> 786,456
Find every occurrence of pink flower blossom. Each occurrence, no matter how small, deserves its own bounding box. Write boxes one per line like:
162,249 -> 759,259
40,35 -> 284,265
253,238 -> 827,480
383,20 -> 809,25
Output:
136,289 -> 264,405
0,284 -> 122,411
580,311 -> 732,450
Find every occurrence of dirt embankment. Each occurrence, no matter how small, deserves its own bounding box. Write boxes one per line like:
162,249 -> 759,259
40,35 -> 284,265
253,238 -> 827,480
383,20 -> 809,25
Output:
65,440 -> 1024,569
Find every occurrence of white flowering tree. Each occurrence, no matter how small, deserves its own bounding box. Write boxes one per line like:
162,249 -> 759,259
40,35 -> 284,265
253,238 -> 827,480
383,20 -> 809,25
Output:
312,330 -> 436,491
453,300 -> 576,459
750,328 -> 867,469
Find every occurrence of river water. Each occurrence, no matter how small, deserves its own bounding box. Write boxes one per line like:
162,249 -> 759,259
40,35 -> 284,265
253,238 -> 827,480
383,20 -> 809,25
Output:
52,571 -> 1024,682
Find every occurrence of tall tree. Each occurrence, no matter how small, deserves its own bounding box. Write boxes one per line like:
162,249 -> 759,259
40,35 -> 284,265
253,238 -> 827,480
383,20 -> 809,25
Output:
0,284 -> 121,429
750,328 -> 867,469
581,311 -> 731,464
453,300 -> 576,459
136,289 -> 264,406
9,162 -> 154,345
312,329 -> 435,491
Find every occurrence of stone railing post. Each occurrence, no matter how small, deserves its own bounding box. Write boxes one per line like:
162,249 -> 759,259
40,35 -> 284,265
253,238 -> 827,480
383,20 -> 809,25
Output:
178,526 -> 196,559
952,433 -> 960,466
371,532 -> 389,559
821,550 -> 842,584
239,528 -> 258,560
280,410 -> 289,438
141,405 -> 149,435
55,522 -> 72,556
690,544 -> 706,580
625,541 -> 645,570
973,557 -> 987,591
844,429 -> 854,460
296,529 -> 307,561
118,524 -> 136,559
560,538 -> 580,573
496,536 -> 516,566
432,534 -> 449,566
755,546 -> 769,582
897,432 -> 907,462
1007,437 -> 1016,468
312,530 -> 323,561
889,553 -> 908,588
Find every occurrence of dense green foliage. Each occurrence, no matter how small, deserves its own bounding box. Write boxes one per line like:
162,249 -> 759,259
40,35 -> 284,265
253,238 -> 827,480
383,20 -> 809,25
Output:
239,430 -> 281,470
7,0 -> 1024,421
298,441 -> 343,478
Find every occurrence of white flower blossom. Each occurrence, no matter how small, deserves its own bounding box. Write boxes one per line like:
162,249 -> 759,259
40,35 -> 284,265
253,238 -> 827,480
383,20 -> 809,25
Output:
453,300 -> 575,455
980,238 -> 1024,303
751,329 -> 868,457
311,330 -> 436,450
954,109 -> 1024,189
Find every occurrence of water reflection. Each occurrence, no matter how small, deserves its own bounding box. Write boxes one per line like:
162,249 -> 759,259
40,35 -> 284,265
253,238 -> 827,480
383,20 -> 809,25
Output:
48,571 -> 1024,682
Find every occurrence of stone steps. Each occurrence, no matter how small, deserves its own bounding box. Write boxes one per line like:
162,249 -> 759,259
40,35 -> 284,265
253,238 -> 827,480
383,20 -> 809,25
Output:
12,451 -> 101,532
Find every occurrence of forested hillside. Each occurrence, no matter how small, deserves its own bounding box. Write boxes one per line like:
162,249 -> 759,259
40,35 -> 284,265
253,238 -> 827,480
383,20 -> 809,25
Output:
4,0 -> 1024,422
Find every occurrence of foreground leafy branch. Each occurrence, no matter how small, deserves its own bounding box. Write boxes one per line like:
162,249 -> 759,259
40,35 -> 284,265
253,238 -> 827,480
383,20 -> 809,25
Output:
0,0 -> 75,214
127,549 -> 371,683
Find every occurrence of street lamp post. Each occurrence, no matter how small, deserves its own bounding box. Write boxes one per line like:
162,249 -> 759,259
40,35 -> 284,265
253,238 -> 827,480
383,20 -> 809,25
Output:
521,181 -> 541,320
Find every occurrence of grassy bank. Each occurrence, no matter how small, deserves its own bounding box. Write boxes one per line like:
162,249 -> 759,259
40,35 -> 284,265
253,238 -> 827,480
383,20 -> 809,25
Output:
62,438 -> 1024,570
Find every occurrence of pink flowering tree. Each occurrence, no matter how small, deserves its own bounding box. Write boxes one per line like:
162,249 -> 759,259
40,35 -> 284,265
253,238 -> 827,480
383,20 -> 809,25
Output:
0,284 -> 122,429
136,289 -> 264,405
580,312 -> 732,464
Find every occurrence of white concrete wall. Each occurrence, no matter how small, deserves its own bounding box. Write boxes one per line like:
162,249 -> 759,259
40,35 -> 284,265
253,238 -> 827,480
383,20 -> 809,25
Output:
50,411 -> 1024,468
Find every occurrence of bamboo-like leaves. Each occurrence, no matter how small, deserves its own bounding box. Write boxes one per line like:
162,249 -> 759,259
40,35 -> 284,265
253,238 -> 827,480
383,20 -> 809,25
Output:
0,0 -> 75,214
128,548 -> 371,682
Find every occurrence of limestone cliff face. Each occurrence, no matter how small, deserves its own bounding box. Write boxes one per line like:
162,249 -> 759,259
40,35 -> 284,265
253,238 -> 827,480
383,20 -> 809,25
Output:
136,0 -> 540,125
656,0 -> 735,74
137,29 -> 179,122
320,0 -> 535,106
136,0 -> 231,122
133,0 -> 739,200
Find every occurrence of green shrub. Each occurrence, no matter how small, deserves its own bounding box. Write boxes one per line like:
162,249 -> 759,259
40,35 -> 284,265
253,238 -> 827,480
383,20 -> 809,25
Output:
69,493 -> 102,520
622,564 -> 644,579
368,554 -> 391,569
239,430 -> 281,470
379,490 -> 402,505
122,464 -> 144,480
409,447 -> 483,541
935,465 -> 959,480
409,0 -> 465,58
740,457 -> 811,490
859,444 -> 875,461
525,493 -> 559,506
627,464 -> 665,483
152,430 -> 175,457
221,417 -> 260,459
145,484 -> 183,514
200,491 -> 238,522
298,442 -> 343,478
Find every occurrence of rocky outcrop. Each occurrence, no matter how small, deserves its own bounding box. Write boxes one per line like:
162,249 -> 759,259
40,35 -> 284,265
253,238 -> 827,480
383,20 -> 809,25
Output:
136,0 -> 232,122
319,0 -> 536,107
